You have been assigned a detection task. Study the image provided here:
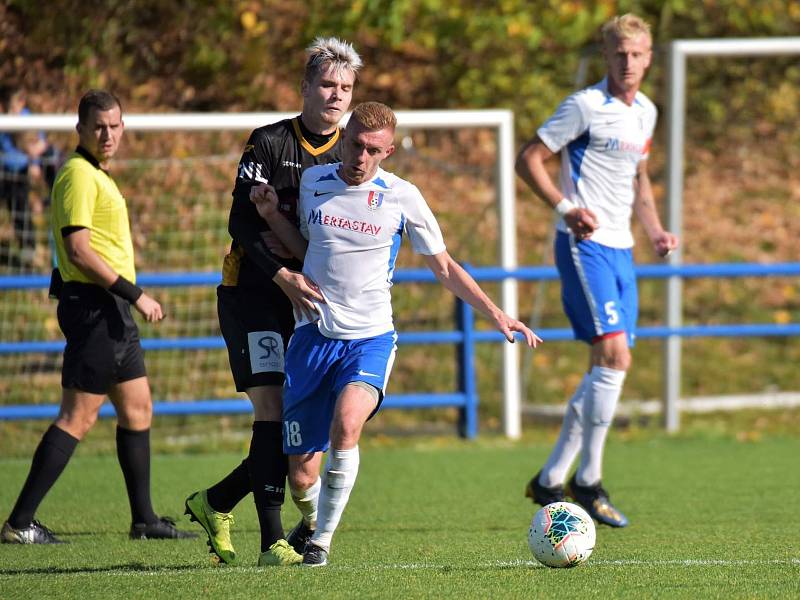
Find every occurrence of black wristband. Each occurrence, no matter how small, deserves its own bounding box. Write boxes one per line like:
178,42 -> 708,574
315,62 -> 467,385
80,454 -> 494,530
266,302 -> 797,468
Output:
108,275 -> 144,304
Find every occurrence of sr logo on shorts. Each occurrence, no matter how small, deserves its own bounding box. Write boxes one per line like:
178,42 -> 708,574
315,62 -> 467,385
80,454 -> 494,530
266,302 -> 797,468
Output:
247,331 -> 284,374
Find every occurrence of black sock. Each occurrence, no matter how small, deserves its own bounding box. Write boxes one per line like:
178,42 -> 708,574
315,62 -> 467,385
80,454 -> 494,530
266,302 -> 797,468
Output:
247,421 -> 287,551
206,458 -> 250,513
8,425 -> 78,529
116,426 -> 158,525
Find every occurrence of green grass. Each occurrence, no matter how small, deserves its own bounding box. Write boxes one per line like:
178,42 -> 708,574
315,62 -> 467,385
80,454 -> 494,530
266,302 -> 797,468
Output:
1,435 -> 799,599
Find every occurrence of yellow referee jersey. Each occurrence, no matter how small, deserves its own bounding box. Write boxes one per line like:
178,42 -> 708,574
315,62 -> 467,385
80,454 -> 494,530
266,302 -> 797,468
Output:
51,148 -> 136,284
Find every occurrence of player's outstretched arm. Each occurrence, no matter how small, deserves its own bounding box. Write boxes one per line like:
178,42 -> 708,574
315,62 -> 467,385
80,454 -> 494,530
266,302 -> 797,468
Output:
422,251 -> 542,348
249,183 -> 309,260
633,161 -> 679,257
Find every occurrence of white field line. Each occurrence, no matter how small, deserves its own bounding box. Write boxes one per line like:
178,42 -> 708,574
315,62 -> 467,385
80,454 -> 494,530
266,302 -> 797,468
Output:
6,558 -> 797,578
331,558 -> 800,570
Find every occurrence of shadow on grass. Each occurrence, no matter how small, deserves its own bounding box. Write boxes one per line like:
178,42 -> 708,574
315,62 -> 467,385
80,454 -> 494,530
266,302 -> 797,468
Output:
0,562 -> 198,576
38,525 -> 260,538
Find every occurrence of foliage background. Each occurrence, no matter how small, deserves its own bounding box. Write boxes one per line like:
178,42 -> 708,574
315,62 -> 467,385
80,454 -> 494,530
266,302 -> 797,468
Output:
4,0 -> 800,135
1,0 -> 799,438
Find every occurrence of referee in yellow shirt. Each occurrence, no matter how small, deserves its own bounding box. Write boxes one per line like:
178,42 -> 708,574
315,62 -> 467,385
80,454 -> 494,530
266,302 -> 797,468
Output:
1,90 -> 195,543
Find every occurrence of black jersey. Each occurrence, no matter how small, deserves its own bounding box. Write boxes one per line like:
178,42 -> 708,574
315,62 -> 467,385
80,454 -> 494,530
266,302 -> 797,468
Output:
221,116 -> 341,290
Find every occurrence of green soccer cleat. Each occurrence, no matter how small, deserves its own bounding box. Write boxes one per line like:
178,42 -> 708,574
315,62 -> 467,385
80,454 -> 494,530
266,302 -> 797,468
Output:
184,490 -> 237,565
258,539 -> 303,566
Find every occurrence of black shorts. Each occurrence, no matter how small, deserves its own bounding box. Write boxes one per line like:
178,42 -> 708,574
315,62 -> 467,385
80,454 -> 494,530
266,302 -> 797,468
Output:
57,282 -> 146,394
217,284 -> 295,392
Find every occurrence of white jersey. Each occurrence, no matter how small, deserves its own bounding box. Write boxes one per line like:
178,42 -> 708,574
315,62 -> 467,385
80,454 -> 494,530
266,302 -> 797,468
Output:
297,163 -> 446,339
537,77 -> 657,248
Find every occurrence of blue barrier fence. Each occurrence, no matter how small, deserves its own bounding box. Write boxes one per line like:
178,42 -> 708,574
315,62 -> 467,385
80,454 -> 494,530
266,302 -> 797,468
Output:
1,262 -> 798,435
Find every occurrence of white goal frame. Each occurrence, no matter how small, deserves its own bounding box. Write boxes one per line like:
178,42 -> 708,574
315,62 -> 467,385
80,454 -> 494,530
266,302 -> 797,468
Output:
0,109 -> 524,438
664,38 -> 800,432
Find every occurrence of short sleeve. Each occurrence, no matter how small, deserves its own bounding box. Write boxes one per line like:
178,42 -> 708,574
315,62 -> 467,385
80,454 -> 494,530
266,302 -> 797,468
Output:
641,103 -> 658,161
56,166 -> 96,229
400,183 -> 446,256
536,94 -> 591,154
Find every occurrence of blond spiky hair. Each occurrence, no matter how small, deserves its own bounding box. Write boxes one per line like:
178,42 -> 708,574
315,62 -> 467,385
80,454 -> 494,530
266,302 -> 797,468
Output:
601,13 -> 652,46
304,37 -> 363,82
350,102 -> 397,132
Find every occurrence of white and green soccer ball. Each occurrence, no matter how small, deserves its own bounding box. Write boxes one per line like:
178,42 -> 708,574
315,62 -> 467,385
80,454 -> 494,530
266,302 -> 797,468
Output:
528,501 -> 596,568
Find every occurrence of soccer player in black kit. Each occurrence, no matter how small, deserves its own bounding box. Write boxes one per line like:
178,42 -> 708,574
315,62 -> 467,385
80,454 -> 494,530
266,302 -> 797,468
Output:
185,37 -> 362,566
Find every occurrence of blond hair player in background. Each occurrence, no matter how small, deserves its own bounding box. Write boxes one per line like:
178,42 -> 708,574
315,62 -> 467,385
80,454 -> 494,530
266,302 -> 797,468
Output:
516,14 -> 678,528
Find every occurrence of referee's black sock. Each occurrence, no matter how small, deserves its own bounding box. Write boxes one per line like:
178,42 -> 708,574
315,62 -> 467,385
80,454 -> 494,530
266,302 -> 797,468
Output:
8,425 -> 78,529
247,421 -> 288,552
206,458 -> 250,514
116,426 -> 159,525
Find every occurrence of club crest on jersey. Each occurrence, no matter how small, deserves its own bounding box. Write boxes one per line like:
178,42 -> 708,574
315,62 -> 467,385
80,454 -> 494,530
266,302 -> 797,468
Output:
367,191 -> 384,211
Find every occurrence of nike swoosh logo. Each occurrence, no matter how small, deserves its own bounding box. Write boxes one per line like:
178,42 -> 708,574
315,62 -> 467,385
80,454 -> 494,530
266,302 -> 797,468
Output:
357,369 -> 380,378
314,190 -> 333,197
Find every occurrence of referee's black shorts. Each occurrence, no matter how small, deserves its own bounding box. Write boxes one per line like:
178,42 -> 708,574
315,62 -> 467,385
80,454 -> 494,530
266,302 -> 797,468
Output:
217,284 -> 295,392
57,282 -> 146,394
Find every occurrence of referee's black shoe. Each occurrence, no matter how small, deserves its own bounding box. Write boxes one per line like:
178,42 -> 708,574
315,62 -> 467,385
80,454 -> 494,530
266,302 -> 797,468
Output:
525,470 -> 566,506
130,516 -> 198,540
2,520 -> 66,544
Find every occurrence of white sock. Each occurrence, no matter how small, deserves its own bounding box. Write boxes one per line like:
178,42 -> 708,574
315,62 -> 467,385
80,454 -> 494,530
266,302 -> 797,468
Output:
290,477 -> 321,530
310,446 -> 359,552
576,366 -> 626,486
539,373 -> 590,488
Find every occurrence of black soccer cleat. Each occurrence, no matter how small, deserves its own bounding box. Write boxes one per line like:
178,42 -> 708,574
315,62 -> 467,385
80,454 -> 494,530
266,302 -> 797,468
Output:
566,474 -> 629,528
286,519 -> 314,554
1,520 -> 66,544
301,542 -> 328,567
130,516 -> 199,540
525,470 -> 566,506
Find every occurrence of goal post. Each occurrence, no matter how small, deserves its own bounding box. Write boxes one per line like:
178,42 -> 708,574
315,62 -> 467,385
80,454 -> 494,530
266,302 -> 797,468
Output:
664,37 -> 800,432
0,109 -> 523,438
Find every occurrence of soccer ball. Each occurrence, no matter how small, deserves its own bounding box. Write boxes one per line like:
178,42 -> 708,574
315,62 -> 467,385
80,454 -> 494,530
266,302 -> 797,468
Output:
528,502 -> 596,568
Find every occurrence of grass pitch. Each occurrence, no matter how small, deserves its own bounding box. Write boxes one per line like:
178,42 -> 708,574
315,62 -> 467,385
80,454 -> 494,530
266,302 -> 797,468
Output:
1,434 -> 798,599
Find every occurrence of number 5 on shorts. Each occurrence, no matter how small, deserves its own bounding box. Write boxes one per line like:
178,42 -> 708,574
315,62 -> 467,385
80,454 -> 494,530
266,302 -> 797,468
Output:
284,420 -> 303,447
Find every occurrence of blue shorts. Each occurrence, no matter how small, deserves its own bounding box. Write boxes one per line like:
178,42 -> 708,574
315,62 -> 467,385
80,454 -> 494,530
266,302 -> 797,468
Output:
282,324 -> 397,454
554,230 -> 638,346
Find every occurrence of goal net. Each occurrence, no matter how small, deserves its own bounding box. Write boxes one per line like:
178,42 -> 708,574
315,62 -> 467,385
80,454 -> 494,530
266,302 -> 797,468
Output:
0,111 -> 525,432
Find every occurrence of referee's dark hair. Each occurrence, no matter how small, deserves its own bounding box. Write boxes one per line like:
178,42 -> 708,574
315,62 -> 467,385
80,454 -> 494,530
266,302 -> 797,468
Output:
78,89 -> 122,124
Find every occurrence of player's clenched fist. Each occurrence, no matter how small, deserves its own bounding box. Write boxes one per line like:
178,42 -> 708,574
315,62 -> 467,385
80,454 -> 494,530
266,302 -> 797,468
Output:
652,231 -> 679,258
565,207 -> 599,240
249,183 -> 279,220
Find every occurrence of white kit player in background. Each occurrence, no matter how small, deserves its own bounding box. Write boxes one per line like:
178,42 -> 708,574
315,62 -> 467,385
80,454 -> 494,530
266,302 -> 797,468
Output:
251,101 -> 541,566
515,13 -> 678,527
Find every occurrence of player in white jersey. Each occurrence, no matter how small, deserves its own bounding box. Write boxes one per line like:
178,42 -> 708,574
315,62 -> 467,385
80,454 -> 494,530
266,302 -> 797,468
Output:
516,14 -> 678,528
252,101 -> 541,566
